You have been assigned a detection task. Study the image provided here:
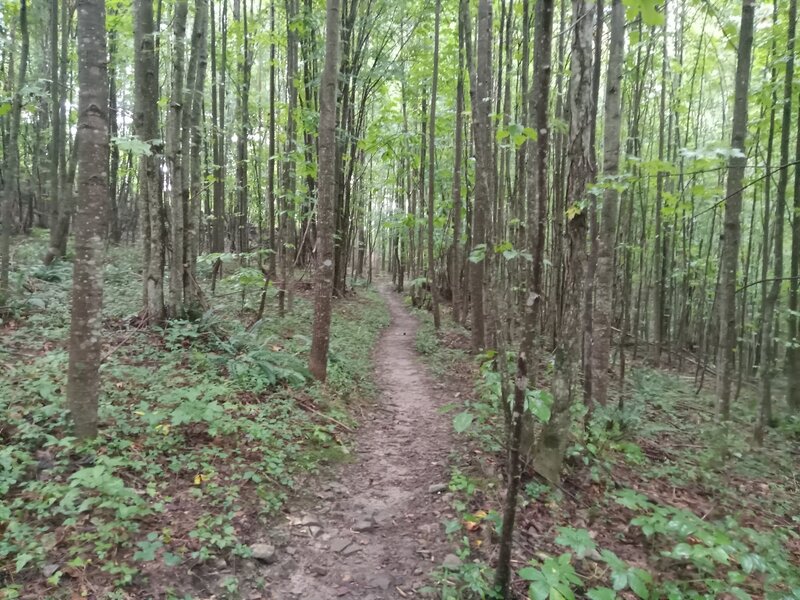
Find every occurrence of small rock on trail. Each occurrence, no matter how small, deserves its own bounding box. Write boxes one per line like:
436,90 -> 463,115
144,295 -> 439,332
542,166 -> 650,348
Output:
254,285 -> 458,598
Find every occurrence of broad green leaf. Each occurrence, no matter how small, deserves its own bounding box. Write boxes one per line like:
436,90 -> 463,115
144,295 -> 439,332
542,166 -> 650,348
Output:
554,527 -> 597,559
453,411 -> 474,433
587,589 -> 617,600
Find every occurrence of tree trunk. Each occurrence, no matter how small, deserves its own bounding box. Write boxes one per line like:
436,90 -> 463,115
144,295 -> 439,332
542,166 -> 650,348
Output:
758,0 -> 794,438
309,0 -> 341,381
47,0 -> 61,245
236,0 -> 252,255
168,0 -> 189,316
716,0 -> 755,420
787,105 -> 800,410
495,0 -> 554,589
186,0 -> 209,310
67,0 -> 110,439
534,0 -> 594,484
470,0 -> 493,352
591,0 -> 624,407
427,0 -> 442,329
135,0 -> 166,322
451,0 -> 466,325
1,0 -> 29,296
211,0 -> 227,253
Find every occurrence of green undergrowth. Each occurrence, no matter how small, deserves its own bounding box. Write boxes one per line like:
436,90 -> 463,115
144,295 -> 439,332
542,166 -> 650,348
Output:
411,303 -> 472,378
0,233 -> 389,599
409,317 -> 800,599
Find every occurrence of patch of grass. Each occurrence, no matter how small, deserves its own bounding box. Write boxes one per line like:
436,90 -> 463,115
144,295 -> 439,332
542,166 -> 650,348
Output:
0,237 -> 389,599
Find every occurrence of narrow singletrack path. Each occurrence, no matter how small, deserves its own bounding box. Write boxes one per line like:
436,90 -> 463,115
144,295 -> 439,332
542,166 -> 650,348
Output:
260,286 -> 456,599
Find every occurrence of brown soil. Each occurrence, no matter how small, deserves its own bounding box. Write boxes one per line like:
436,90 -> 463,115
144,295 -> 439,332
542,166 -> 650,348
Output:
255,285 -> 457,599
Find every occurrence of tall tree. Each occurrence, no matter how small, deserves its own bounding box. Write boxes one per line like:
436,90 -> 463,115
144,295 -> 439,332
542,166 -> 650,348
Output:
135,0 -> 166,322
427,0 -> 442,329
716,0 -> 755,419
211,0 -> 227,253
450,0 -> 467,325
67,0 -> 110,439
1,0 -> 29,297
470,0 -> 494,352
47,0 -> 61,249
758,0 -> 795,438
167,0 -> 189,316
592,0 -> 625,407
185,0 -> 209,310
309,0 -> 341,381
495,0 -> 554,590
534,0 -> 594,483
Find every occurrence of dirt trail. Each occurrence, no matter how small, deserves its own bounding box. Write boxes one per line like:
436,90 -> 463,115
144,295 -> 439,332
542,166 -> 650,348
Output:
259,286 -> 457,599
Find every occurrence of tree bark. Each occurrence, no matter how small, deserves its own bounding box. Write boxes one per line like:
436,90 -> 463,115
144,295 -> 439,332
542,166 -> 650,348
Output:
758,0 -> 794,437
591,0 -> 624,407
186,0 -> 209,310
427,0 -> 442,329
716,0 -> 755,419
534,0 -> 594,484
1,0 -> 29,296
451,0 -> 466,325
470,0 -> 494,352
168,0 -> 189,316
67,0 -> 110,439
309,0 -> 341,381
135,0 -> 166,322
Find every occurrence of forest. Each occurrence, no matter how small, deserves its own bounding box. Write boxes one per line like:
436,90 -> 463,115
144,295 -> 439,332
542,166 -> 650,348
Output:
0,0 -> 799,597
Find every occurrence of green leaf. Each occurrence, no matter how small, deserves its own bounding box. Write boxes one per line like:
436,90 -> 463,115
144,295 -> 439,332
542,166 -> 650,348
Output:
640,0 -> 664,26
627,569 -> 651,599
519,566 -> 542,581
526,389 -> 553,422
453,411 -> 474,433
163,552 -> 182,566
587,588 -> 617,600
133,539 -> 163,562
554,527 -> 597,559
613,488 -> 652,511
15,553 -> 34,573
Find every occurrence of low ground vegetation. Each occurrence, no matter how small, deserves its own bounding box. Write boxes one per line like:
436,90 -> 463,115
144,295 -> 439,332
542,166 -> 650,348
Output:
0,233 -> 389,599
412,306 -> 800,600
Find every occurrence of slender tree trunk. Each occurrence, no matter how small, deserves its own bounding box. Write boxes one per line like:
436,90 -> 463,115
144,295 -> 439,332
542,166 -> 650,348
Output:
427,0 -> 442,329
309,0 -> 341,381
280,0 -> 299,316
268,0 -> 277,278
534,0 -> 594,484
494,0 -> 553,592
186,0 -> 209,310
787,102 -> 800,410
48,0 -> 61,246
168,1 -> 189,316
135,0 -> 166,322
1,0 -> 29,296
757,0 -> 794,438
653,2 -> 669,365
236,0 -> 252,255
211,0 -> 227,253
470,0 -> 493,352
717,0 -> 755,419
67,0 -> 109,439
451,0 -> 466,325
592,0 -> 624,407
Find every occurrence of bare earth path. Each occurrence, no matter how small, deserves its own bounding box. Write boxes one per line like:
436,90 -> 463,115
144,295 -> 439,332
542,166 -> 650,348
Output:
260,286 -> 457,599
